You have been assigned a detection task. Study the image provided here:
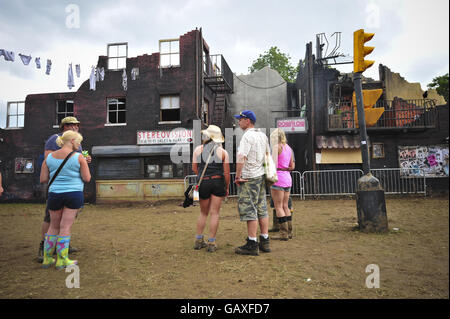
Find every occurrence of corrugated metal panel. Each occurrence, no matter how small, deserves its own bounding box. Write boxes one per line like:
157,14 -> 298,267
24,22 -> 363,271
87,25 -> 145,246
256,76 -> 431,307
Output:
316,135 -> 369,149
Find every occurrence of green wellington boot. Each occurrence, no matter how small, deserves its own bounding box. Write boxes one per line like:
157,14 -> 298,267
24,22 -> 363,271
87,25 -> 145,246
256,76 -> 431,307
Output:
55,236 -> 78,270
42,234 -> 58,269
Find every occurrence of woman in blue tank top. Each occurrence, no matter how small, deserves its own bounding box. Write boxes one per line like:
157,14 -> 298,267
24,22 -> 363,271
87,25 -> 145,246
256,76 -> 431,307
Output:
39,130 -> 91,269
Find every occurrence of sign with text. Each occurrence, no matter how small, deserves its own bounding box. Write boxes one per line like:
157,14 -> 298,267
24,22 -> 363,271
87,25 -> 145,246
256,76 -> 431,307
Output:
137,129 -> 193,145
276,117 -> 308,133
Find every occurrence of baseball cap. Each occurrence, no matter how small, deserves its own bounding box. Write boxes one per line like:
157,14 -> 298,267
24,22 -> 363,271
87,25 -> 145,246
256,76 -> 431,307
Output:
60,116 -> 81,129
234,110 -> 256,122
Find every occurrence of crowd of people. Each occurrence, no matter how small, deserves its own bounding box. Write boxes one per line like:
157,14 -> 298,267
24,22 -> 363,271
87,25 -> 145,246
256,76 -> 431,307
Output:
0,109 -> 295,270
193,109 -> 295,256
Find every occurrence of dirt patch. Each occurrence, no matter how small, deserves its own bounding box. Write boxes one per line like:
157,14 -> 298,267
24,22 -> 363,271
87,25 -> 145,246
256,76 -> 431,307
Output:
0,197 -> 448,299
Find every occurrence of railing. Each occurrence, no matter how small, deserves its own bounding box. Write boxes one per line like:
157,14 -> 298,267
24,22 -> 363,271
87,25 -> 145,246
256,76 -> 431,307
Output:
302,169 -> 364,199
371,168 -> 426,195
328,98 -> 437,130
203,54 -> 233,93
184,168 -> 428,199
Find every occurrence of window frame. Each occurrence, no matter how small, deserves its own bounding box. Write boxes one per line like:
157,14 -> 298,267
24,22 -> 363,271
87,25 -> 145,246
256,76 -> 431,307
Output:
159,38 -> 180,68
106,97 -> 127,125
159,95 -> 181,124
107,42 -> 128,71
6,101 -> 25,129
54,100 -> 74,127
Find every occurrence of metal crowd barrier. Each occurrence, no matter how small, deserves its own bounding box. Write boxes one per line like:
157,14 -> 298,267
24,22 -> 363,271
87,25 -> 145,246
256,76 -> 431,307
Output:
184,168 -> 427,199
370,168 -> 426,196
302,169 -> 364,199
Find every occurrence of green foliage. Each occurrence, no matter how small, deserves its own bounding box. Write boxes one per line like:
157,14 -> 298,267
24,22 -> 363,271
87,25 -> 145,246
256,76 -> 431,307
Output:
249,46 -> 299,83
427,73 -> 449,103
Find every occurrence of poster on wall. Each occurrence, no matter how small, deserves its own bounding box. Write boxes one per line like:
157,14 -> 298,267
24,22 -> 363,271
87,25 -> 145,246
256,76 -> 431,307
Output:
398,145 -> 449,178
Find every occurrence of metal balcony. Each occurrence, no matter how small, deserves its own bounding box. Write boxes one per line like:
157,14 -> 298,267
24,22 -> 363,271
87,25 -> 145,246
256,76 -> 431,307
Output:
203,54 -> 233,93
327,98 -> 438,131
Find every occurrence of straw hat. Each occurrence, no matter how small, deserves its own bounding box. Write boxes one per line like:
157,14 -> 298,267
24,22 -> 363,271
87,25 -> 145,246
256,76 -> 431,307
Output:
60,116 -> 80,129
201,125 -> 224,143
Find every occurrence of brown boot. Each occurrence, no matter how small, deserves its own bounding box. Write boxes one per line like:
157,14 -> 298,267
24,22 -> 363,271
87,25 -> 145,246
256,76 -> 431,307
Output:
272,222 -> 289,241
268,210 -> 280,232
194,236 -> 207,250
287,220 -> 293,239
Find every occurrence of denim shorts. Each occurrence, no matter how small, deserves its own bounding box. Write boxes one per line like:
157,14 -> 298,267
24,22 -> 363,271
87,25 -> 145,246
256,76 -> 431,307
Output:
47,191 -> 84,211
271,185 -> 291,192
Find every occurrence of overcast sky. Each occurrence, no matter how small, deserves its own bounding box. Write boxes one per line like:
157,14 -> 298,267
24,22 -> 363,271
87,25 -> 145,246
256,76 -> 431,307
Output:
1,0 -> 449,127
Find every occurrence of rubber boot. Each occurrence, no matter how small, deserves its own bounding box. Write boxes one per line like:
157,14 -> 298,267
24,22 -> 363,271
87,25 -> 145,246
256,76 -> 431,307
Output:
42,234 -> 57,269
268,210 -> 280,232
288,220 -> 293,239
55,236 -> 78,270
272,222 -> 289,241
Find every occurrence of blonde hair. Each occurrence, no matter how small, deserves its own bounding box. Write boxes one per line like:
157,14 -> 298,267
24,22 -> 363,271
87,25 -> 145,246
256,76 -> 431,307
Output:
270,128 -> 287,146
56,130 -> 83,147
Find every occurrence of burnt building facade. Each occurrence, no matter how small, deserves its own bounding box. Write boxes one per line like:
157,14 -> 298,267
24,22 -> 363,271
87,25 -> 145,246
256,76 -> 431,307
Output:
0,29 -> 234,203
293,40 -> 449,192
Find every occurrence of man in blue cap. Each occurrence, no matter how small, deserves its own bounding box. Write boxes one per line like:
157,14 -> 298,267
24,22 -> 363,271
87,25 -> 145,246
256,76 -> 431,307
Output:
233,110 -> 271,255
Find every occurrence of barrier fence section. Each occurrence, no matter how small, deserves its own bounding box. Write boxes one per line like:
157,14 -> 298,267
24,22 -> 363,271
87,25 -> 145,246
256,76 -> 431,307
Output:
184,168 -> 427,199
301,169 -> 364,199
370,168 -> 426,196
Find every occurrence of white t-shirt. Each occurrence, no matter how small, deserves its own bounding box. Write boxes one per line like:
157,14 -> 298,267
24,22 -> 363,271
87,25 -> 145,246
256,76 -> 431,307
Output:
237,128 -> 268,179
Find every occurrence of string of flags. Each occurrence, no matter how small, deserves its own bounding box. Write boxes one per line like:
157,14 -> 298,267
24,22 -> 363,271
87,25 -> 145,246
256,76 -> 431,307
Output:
2,48 -> 133,92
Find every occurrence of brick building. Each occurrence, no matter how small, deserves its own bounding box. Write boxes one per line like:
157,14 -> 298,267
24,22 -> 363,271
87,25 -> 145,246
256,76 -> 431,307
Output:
0,29 -> 234,203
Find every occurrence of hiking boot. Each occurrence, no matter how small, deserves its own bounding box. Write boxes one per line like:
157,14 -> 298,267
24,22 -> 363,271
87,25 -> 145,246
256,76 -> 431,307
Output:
235,238 -> 259,256
268,209 -> 280,232
272,222 -> 289,241
206,242 -> 217,253
194,237 -> 207,250
259,235 -> 271,253
36,240 -> 44,263
69,245 -> 78,254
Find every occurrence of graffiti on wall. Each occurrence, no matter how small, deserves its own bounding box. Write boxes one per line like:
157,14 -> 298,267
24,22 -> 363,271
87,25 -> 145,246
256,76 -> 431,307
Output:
398,145 -> 449,177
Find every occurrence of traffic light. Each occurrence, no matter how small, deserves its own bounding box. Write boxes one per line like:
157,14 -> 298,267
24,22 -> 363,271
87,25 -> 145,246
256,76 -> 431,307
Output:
352,89 -> 383,127
354,29 -> 375,73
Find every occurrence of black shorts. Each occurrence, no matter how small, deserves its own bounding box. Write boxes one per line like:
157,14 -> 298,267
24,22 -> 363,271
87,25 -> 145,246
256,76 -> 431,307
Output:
44,192 -> 84,222
198,178 -> 226,199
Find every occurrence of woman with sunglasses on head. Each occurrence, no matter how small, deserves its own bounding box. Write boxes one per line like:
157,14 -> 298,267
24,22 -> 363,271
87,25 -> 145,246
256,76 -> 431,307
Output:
192,125 -> 230,253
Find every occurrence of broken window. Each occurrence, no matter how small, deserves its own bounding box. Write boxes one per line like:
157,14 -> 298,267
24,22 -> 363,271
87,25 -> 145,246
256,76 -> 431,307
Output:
159,39 -> 180,67
107,43 -> 127,70
56,100 -> 74,125
7,101 -> 25,128
107,98 -> 126,124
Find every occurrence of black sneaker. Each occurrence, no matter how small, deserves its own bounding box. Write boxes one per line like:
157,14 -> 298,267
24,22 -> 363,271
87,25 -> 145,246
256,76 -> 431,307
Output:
36,240 -> 44,263
235,238 -> 259,256
259,235 -> 271,253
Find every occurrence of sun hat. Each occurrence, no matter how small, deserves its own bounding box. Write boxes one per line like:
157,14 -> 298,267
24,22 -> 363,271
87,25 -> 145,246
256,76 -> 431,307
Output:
234,110 -> 256,122
60,116 -> 80,129
201,125 -> 225,143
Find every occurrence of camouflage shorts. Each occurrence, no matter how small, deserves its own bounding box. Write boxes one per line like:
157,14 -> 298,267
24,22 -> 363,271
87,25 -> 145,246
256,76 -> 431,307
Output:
237,175 -> 268,221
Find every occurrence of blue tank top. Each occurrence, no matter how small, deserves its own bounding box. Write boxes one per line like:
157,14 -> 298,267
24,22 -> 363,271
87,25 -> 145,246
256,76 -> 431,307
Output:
46,153 -> 84,193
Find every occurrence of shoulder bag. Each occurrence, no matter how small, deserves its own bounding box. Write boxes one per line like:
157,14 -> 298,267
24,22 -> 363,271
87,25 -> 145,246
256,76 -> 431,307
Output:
188,144 -> 218,199
46,151 -> 76,198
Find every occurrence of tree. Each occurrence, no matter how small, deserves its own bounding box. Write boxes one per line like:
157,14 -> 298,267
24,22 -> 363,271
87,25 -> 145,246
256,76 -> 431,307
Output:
249,46 -> 299,83
427,73 -> 449,104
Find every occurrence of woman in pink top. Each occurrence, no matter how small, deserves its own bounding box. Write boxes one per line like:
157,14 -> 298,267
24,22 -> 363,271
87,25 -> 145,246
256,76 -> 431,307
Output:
270,129 -> 295,241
